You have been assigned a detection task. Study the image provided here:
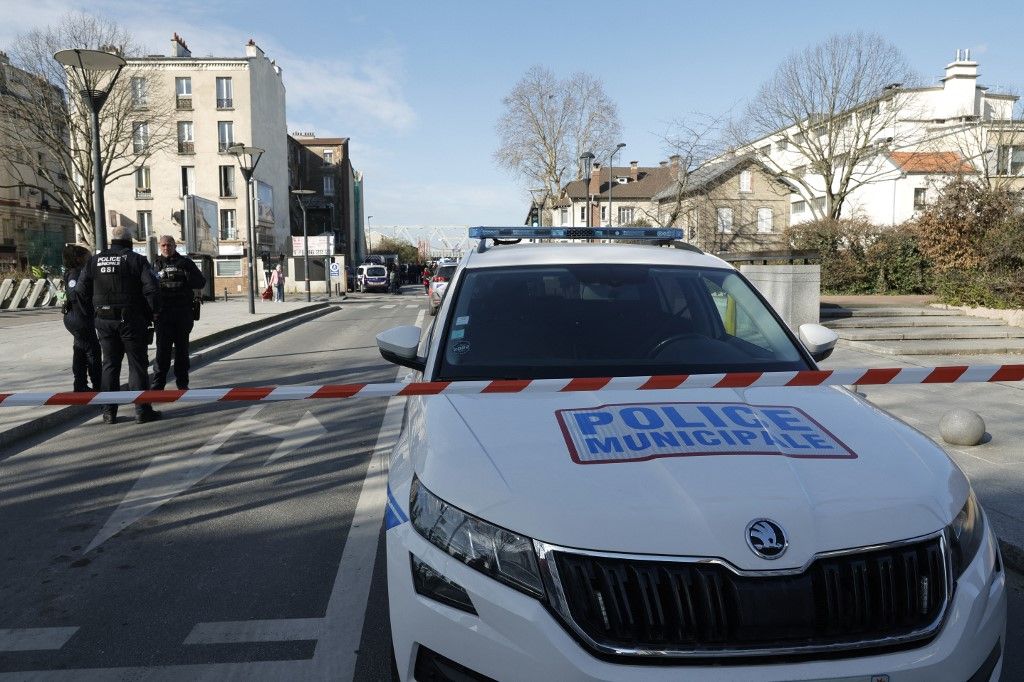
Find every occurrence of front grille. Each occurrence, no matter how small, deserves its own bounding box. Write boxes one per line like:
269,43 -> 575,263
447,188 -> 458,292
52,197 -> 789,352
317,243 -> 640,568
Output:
548,536 -> 947,658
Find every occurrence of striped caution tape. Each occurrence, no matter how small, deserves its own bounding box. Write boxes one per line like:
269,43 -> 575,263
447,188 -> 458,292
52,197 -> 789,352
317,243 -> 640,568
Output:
1,364 -> 1023,407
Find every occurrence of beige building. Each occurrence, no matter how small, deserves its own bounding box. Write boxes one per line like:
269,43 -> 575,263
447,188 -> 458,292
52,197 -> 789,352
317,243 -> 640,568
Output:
0,51 -> 74,272
103,34 -> 288,293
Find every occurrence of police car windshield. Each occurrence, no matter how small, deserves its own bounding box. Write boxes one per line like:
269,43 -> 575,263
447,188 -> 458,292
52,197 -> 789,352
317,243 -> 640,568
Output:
367,266 -> 387,276
437,264 -> 810,381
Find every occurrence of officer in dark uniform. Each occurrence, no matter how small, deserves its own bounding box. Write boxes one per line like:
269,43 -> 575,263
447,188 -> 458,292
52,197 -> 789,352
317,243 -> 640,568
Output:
75,225 -> 162,424
61,244 -> 101,392
152,234 -> 206,391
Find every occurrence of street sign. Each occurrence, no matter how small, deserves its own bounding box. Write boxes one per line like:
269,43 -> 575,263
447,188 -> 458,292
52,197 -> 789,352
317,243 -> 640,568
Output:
292,235 -> 334,256
329,262 -> 341,280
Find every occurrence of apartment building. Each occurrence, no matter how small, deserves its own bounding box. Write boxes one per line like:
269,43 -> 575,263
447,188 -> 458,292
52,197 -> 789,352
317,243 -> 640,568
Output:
553,160 -> 674,229
0,52 -> 74,271
741,51 -> 1023,226
287,133 -> 361,267
103,34 -> 288,293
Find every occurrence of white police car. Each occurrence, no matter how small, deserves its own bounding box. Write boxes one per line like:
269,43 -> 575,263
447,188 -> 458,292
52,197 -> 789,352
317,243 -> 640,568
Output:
377,227 -> 1005,682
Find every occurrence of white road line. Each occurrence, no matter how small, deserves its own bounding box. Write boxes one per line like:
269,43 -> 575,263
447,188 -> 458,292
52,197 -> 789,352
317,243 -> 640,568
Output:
405,304 -> 418,309
0,627 -> 78,652
184,618 -> 322,645
380,304 -> 396,309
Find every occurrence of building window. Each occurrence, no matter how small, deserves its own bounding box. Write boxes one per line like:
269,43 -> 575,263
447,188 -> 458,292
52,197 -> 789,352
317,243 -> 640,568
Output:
135,166 -> 151,199
757,145 -> 770,156
219,165 -> 236,198
181,166 -> 195,197
130,77 -> 147,108
177,121 -> 194,154
175,77 -> 192,109
580,205 -> 586,222
220,209 -> 237,240
739,170 -> 752,193
914,188 -> 927,210
686,209 -> 698,240
560,208 -> 568,224
775,139 -> 788,151
215,259 -> 243,277
618,206 -> 634,224
716,207 -> 733,233
791,200 -> 807,215
757,207 -> 773,233
323,149 -> 334,165
996,145 -> 1024,175
217,121 -> 234,152
812,196 -> 826,212
794,164 -> 808,177
323,175 -> 335,196
600,205 -> 606,221
216,77 -> 233,109
132,122 -> 149,153
136,211 -> 152,239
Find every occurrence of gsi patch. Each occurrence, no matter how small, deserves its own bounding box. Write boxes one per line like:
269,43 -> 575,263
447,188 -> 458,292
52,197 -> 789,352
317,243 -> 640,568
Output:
556,401 -> 856,465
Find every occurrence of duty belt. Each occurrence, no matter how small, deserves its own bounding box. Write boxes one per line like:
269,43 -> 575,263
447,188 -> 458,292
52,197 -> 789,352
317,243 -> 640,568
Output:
95,305 -> 127,320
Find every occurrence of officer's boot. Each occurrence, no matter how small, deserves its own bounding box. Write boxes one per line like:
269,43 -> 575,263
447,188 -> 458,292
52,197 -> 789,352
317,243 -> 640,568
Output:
102,407 -> 117,425
136,404 -> 163,424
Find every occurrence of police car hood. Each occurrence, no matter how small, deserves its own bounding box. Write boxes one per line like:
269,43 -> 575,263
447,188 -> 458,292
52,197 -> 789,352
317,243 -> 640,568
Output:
412,386 -> 966,570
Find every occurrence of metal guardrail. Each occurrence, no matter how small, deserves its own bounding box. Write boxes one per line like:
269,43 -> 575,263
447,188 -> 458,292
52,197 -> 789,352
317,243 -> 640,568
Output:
0,278 -> 62,310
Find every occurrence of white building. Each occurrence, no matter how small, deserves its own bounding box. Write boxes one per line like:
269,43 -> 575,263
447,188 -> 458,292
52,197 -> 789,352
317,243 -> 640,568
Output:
741,50 -> 1023,226
104,34 -> 289,290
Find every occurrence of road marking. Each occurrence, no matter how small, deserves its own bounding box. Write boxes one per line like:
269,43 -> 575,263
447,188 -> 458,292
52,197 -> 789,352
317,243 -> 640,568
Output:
86,407 -> 327,553
184,618 -> 322,645
0,627 -> 78,652
405,304 -> 418,309
380,304 -> 396,309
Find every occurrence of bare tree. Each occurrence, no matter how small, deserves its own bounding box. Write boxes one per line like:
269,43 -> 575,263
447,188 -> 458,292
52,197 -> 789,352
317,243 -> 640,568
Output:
738,32 -> 919,220
494,65 -> 622,204
0,12 -> 173,248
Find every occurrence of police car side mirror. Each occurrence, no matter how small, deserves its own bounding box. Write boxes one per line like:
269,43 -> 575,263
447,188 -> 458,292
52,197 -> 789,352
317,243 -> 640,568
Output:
377,325 -> 425,372
798,323 -> 839,362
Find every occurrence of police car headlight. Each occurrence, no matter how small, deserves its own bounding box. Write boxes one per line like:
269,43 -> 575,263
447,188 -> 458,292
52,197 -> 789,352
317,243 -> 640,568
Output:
410,477 -> 545,599
949,489 -> 985,579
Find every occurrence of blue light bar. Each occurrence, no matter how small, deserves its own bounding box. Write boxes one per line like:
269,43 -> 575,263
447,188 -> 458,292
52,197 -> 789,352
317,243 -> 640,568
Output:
468,227 -> 684,240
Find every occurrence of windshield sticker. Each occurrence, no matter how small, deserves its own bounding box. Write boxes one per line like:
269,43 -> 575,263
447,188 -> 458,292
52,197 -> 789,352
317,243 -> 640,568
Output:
556,401 -> 856,464
455,315 -> 470,326
453,340 -> 471,355
450,329 -> 465,340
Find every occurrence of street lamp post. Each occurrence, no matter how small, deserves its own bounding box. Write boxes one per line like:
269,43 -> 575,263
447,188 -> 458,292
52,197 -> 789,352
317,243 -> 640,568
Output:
609,143 -> 626,227
580,151 -> 595,228
228,144 -> 264,314
292,189 -> 315,302
528,188 -> 547,227
365,215 -> 373,260
53,49 -> 126,251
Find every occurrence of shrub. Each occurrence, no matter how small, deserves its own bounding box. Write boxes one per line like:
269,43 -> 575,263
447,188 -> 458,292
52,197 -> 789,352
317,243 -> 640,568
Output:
934,268 -> 1024,309
785,218 -> 883,294
864,226 -> 931,294
913,179 -> 1016,272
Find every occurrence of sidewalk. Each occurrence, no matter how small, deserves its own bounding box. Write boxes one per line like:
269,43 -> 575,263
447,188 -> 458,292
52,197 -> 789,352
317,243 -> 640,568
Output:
0,297 -> 339,447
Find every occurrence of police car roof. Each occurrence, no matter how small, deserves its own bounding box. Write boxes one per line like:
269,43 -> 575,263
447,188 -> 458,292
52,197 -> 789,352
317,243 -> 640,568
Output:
463,241 -> 731,270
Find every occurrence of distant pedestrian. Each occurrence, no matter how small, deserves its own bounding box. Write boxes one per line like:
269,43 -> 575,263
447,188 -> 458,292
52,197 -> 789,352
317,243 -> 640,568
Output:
61,244 -> 101,392
152,235 -> 206,391
421,266 -> 431,295
75,225 -> 162,424
270,265 -> 285,302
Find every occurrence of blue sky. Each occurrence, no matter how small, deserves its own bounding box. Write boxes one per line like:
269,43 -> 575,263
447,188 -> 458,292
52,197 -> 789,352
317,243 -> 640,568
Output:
3,0 -> 1022,227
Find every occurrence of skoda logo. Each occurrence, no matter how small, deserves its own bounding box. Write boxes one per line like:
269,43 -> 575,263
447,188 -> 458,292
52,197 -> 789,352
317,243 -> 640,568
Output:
746,518 -> 787,560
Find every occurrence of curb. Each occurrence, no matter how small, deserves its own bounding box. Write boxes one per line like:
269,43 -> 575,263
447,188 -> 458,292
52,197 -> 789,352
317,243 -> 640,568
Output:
999,540 -> 1024,575
0,304 -> 339,449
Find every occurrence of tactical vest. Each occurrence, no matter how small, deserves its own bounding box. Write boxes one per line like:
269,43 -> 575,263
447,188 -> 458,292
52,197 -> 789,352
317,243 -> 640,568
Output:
155,256 -> 192,306
92,250 -> 133,308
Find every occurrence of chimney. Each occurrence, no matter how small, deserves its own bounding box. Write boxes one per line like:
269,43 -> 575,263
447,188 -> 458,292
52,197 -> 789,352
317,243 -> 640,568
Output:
941,48 -> 980,118
669,154 -> 681,172
629,160 -> 638,180
245,38 -> 264,59
170,33 -> 191,58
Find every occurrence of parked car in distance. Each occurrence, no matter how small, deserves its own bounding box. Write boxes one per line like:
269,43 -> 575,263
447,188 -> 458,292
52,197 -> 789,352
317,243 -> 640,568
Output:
427,262 -> 458,315
356,263 -> 389,293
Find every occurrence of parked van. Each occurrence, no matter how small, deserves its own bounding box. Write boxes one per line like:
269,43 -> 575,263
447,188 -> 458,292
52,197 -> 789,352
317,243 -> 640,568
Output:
356,263 -> 390,293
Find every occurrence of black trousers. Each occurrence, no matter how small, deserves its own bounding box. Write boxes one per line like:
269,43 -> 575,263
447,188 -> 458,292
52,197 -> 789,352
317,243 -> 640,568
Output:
96,316 -> 153,417
153,307 -> 194,390
71,329 -> 102,392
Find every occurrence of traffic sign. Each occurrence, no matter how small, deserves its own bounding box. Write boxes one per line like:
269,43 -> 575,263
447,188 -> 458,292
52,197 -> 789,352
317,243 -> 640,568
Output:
329,262 -> 342,279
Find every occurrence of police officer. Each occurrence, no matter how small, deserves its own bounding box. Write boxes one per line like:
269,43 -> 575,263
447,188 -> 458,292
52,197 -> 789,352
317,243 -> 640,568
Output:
61,244 -> 101,392
152,234 -> 206,391
75,225 -> 161,424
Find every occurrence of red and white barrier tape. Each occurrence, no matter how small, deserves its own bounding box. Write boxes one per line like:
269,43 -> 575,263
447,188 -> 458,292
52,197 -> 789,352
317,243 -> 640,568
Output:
1,364 -> 1023,407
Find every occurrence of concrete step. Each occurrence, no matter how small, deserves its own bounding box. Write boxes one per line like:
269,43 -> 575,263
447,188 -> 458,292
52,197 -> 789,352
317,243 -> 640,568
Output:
836,326 -> 1024,341
825,315 -> 1003,329
820,306 -> 952,319
841,337 -> 1024,355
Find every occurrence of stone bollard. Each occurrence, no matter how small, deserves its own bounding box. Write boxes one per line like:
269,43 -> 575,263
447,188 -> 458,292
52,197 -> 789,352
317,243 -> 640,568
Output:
940,409 -> 986,446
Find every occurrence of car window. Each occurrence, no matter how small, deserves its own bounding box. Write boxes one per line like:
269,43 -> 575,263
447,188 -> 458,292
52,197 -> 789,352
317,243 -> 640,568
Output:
435,265 -> 457,280
436,264 -> 808,380
368,266 -> 387,276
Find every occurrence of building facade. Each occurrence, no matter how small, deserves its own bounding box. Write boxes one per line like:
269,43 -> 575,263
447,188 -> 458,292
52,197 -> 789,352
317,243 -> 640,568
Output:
0,51 -> 74,272
738,51 -> 1023,226
287,133 -> 361,267
102,35 -> 289,294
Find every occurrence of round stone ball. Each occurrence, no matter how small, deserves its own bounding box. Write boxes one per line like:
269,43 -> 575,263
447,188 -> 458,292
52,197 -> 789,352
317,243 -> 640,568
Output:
940,409 -> 986,446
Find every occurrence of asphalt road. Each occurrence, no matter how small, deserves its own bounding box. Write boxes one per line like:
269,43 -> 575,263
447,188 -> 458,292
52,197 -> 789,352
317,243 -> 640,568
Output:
0,289 -> 1020,681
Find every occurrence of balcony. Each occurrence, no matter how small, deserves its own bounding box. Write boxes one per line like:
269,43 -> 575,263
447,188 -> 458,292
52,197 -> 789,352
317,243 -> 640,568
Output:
132,98 -> 148,110
176,96 -> 192,111
135,188 -> 152,200
218,142 -> 234,153
217,98 -> 233,109
178,141 -> 195,154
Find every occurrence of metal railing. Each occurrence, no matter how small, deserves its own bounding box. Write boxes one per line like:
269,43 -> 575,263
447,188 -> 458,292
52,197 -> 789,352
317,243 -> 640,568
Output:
176,96 -> 192,110
177,141 -> 195,154
217,98 -> 233,109
135,188 -> 152,200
